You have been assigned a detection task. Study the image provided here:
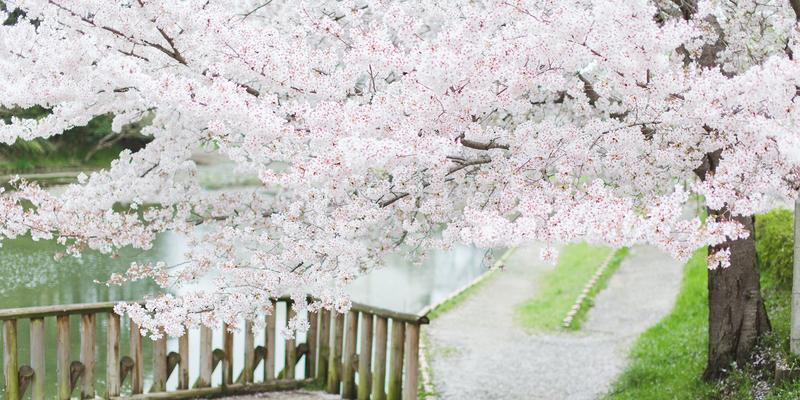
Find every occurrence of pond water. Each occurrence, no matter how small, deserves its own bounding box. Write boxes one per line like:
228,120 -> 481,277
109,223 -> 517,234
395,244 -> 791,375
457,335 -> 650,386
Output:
0,230 -> 494,397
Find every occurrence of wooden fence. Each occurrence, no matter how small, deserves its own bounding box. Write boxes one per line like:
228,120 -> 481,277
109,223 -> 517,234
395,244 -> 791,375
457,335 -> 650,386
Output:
0,298 -> 428,400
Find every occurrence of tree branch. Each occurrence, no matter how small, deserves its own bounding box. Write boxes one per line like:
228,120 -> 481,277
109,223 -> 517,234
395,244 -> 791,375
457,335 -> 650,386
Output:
446,156 -> 492,176
458,136 -> 510,151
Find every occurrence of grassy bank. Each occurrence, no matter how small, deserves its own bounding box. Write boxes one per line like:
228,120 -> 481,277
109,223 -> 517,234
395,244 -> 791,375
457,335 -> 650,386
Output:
606,249 -> 713,399
514,242 -> 613,331
0,108 -> 149,175
426,271 -> 500,321
608,209 -> 800,399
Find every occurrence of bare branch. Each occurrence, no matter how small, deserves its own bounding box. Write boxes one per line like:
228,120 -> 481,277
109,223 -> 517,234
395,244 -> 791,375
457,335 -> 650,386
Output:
379,192 -> 410,208
458,136 -> 510,151
446,156 -> 492,176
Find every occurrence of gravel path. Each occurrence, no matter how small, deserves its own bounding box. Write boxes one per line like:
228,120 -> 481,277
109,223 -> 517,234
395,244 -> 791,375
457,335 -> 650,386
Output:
216,390 -> 338,400
425,244 -> 684,400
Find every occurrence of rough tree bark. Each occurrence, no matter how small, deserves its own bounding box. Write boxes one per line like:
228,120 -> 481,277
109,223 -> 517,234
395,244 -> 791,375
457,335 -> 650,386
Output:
668,0 -> 775,380
696,151 -> 771,380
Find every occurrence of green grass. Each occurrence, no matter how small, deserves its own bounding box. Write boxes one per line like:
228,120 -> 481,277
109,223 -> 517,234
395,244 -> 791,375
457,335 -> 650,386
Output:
514,242 -> 613,331
608,208 -> 800,399
426,271 -> 500,320
606,249 -> 714,400
0,146 -> 121,175
419,332 -> 439,400
568,246 -> 630,330
0,108 -> 150,175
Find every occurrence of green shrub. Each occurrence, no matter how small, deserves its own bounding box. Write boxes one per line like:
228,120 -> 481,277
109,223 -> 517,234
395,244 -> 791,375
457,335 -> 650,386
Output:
755,209 -> 794,290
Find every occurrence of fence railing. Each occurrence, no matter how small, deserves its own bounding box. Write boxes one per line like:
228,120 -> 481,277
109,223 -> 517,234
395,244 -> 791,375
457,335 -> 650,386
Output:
0,298 -> 428,400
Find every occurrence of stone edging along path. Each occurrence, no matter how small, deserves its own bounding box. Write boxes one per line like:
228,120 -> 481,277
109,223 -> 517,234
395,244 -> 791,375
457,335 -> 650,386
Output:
425,245 -> 683,400
561,250 -> 617,329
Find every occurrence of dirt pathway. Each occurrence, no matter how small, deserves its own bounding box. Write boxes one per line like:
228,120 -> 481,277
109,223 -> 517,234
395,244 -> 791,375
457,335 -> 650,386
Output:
215,390 -> 337,400
425,245 -> 683,400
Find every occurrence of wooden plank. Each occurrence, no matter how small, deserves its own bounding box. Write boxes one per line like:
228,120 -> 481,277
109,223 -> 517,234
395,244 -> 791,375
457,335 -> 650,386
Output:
30,318 -> 45,400
342,311 -> 358,399
243,320 -> 255,383
178,331 -> 189,390
223,323 -> 234,385
264,300 -> 276,381
3,319 -> 18,400
284,303 -> 296,380
403,323 -> 420,400
372,316 -> 388,400
0,298 -> 426,324
113,378 -> 315,400
387,320 -> 405,400
197,326 -> 213,388
106,313 -> 121,397
129,321 -> 144,394
306,311 -> 318,379
317,310 -> 331,381
347,303 -> 427,325
56,315 -> 70,400
358,313 -> 374,400
326,312 -> 344,394
151,336 -> 168,392
0,302 -> 119,320
80,313 -> 96,399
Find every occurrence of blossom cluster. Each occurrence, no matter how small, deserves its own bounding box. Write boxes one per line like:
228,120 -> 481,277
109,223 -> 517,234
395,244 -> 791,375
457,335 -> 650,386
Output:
1,0 -> 799,335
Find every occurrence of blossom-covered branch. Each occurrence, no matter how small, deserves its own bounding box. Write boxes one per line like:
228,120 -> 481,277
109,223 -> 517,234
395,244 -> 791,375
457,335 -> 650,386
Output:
1,0 -> 799,336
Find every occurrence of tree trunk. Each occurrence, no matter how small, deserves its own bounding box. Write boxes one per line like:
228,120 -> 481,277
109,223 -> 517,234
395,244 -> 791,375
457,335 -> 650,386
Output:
703,213 -> 771,380
698,151 -> 771,380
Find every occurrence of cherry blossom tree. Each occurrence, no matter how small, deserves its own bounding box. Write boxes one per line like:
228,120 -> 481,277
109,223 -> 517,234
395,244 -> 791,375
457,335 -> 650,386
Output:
1,0 -> 799,379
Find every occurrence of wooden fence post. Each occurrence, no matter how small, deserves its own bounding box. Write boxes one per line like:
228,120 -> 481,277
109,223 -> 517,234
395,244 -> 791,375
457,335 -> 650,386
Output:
106,313 -> 121,397
342,311 -> 359,398
306,311 -> 318,379
387,320 -> 405,400
243,320 -> 255,383
30,318 -> 45,400
80,314 -> 96,399
285,303 -> 296,380
223,323 -> 234,385
129,321 -> 144,394
327,312 -> 344,394
372,316 -> 388,400
265,300 -> 277,381
179,331 -> 189,390
358,313 -> 374,400
3,319 -> 18,400
198,326 -> 213,388
56,316 -> 70,400
318,309 -> 331,381
152,336 -> 168,392
403,323 -> 420,400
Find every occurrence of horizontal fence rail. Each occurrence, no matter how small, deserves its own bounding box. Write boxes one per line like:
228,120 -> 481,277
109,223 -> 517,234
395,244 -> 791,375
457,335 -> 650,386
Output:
0,298 -> 428,400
